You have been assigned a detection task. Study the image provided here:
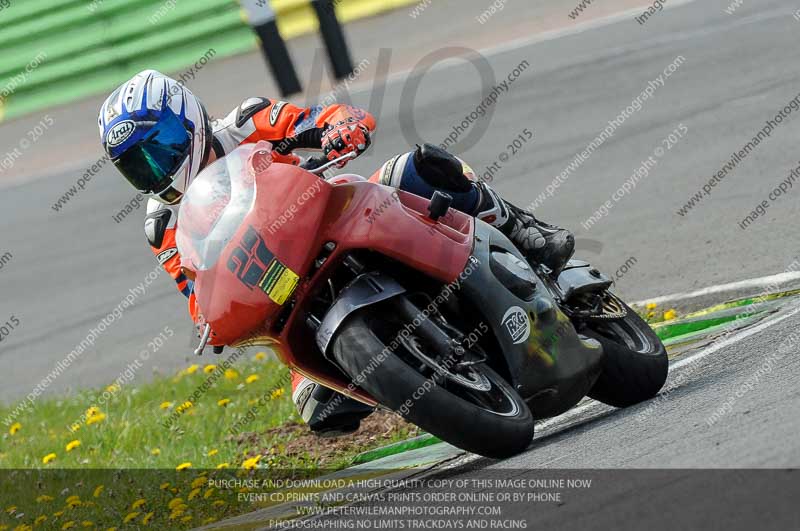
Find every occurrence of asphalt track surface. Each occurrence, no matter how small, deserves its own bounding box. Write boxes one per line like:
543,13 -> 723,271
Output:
1,0 -> 799,490
305,298 -> 800,530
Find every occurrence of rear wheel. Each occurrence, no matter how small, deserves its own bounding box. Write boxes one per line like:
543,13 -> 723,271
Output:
330,297 -> 534,458
578,293 -> 668,407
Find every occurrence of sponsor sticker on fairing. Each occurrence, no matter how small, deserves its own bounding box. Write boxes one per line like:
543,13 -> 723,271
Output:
501,306 -> 530,344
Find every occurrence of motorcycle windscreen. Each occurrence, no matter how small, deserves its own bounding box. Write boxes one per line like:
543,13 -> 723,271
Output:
176,143 -> 259,271
177,141 -> 334,345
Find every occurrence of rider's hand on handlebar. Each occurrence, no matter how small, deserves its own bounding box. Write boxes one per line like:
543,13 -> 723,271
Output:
321,118 -> 371,167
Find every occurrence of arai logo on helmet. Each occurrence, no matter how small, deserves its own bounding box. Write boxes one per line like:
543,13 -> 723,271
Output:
106,120 -> 136,147
501,306 -> 530,345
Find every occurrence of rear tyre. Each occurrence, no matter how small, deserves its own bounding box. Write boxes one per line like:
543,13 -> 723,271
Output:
584,298 -> 668,408
330,306 -> 534,459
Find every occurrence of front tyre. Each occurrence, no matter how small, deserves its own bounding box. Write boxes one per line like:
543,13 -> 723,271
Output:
582,296 -> 668,408
330,306 -> 534,459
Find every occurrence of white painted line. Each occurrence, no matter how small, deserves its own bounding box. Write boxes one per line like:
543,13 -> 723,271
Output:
529,300 -> 800,438
347,0 -> 699,97
2,0 -> 701,188
537,400 -> 603,432
669,302 -> 800,371
437,299 -> 800,467
477,0 -> 698,61
630,271 -> 800,306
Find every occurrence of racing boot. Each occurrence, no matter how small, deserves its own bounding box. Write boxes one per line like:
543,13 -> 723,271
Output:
292,373 -> 374,437
475,183 -> 575,276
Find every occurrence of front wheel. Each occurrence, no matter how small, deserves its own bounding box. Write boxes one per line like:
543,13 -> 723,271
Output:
579,294 -> 668,408
330,300 -> 534,459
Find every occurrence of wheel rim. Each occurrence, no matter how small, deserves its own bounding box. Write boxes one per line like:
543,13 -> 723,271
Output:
591,317 -> 657,354
369,314 -> 522,418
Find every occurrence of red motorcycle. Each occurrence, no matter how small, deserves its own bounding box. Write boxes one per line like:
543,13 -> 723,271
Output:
176,142 -> 667,458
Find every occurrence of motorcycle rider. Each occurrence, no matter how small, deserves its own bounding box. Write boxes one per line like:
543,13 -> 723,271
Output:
99,70 -> 574,436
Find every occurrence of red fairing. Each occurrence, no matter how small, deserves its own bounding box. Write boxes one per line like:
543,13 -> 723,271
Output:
319,183 -> 474,284
190,147 -> 472,347
194,163 -> 334,345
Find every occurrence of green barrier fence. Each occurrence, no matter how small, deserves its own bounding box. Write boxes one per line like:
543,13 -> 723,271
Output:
0,0 -> 416,121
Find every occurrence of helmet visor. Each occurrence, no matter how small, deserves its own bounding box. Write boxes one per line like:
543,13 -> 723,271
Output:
112,108 -> 192,194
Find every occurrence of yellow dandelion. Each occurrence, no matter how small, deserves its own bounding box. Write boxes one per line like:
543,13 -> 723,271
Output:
65,440 -> 81,452
245,374 -> 259,384
663,309 -> 678,321
107,528 -> 117,531
142,512 -> 154,525
36,495 -> 53,503
159,482 -> 170,491
5,506 -> 15,514
85,406 -> 100,418
203,517 -> 217,525
34,516 -> 47,525
254,352 -> 267,361
159,401 -> 173,410
8,422 -> 21,436
176,401 -> 193,413
167,498 -> 184,510
175,462 -> 192,471
65,495 -> 81,508
646,311 -> 656,319
150,448 -> 161,456
270,388 -> 285,400
204,488 -> 215,499
645,302 -> 657,310
224,368 -> 238,380
93,485 -> 104,498
217,398 -> 230,407
207,449 -> 219,457
181,515 -> 192,523
123,512 -> 139,524
242,455 -> 261,470
203,364 -> 217,374
168,511 -> 183,521
69,422 -> 81,432
81,522 -> 93,528
185,364 -> 199,374
53,511 -> 64,517
212,500 -> 225,507
42,453 -> 57,464
191,476 -> 207,489
86,413 -> 106,426
105,383 -> 120,393
216,462 -> 230,469
61,522 -> 76,530
131,499 -> 146,510
188,487 -> 201,500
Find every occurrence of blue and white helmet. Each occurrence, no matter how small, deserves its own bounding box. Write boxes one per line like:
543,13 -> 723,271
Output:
99,70 -> 211,204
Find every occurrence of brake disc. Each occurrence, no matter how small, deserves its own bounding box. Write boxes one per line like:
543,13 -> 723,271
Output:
397,334 -> 491,392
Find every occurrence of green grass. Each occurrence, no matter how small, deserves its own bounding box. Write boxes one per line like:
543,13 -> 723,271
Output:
0,355 -> 298,470
0,354 -> 416,530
